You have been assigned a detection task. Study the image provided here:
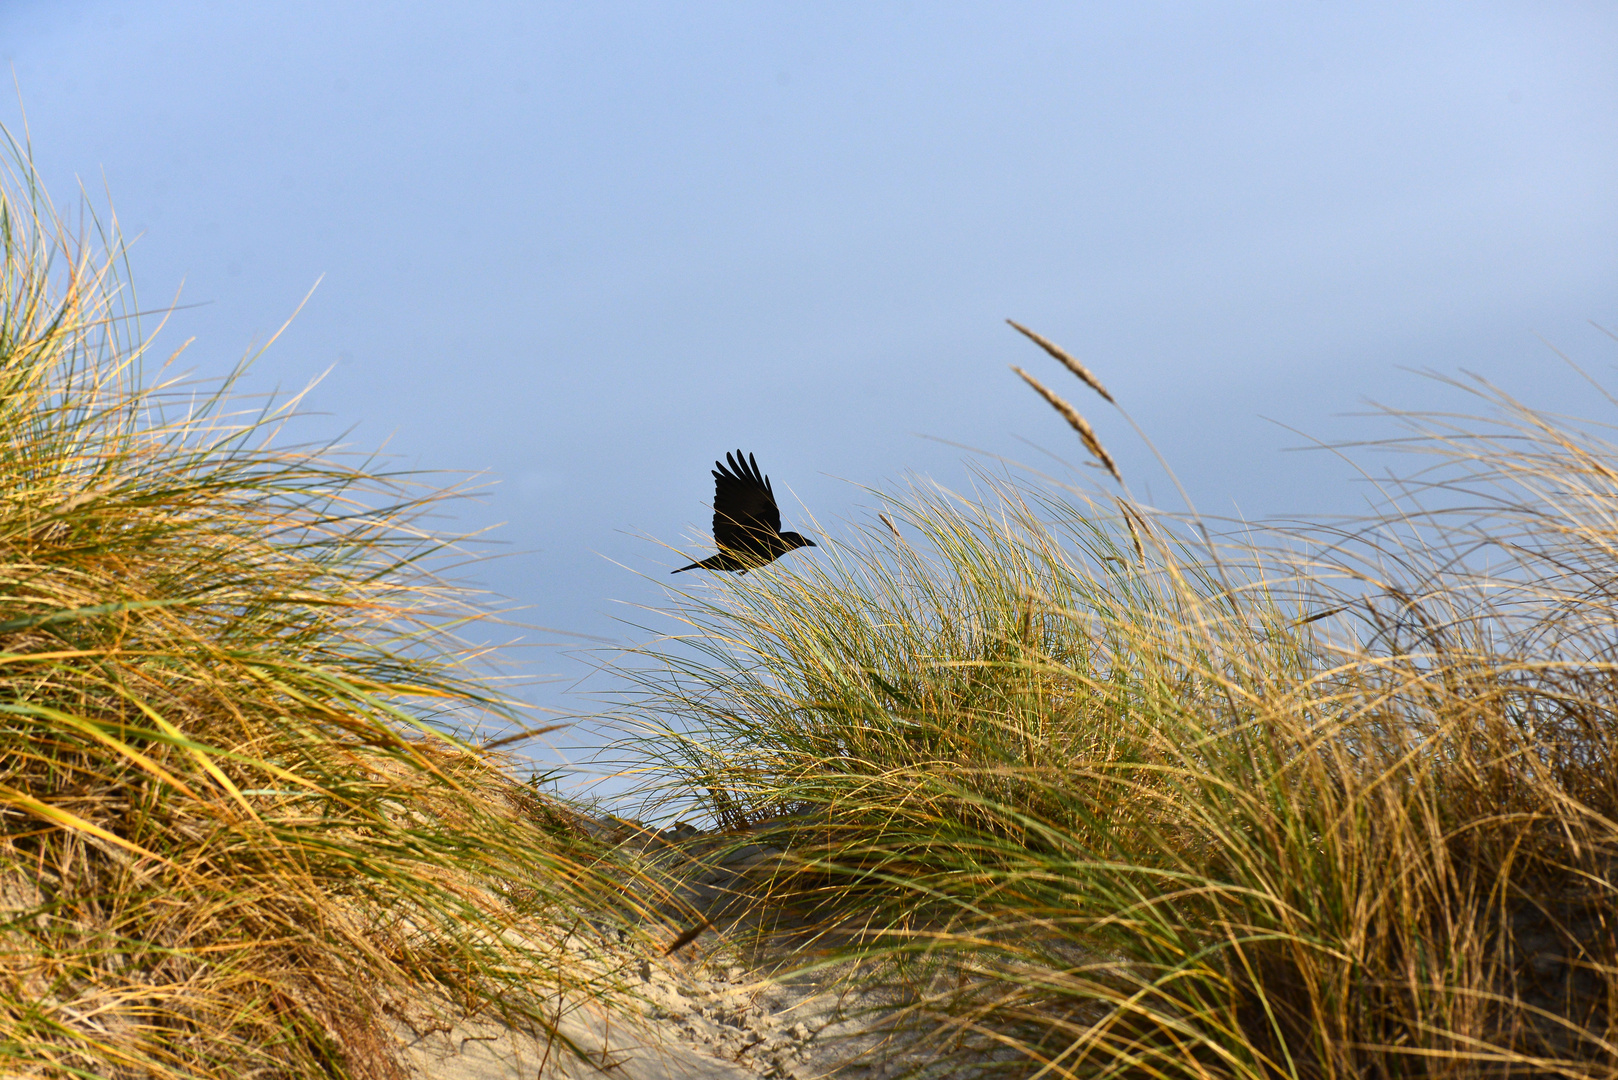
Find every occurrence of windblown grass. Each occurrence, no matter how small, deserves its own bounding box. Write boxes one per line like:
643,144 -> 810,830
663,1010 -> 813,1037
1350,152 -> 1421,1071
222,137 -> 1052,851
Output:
0,148 -> 642,1078
625,344 -> 1618,1077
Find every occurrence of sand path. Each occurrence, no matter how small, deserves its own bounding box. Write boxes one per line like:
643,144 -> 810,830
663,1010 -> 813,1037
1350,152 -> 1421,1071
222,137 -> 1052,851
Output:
401,815 -> 925,1080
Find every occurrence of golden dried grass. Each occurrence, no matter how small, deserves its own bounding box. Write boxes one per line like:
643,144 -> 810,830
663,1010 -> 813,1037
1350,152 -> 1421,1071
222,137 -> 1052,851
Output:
0,137 -> 643,1079
625,362 -> 1618,1077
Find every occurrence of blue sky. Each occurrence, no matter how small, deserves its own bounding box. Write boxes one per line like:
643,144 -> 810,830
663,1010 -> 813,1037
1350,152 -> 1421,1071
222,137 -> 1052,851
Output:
3,3 -> 1615,783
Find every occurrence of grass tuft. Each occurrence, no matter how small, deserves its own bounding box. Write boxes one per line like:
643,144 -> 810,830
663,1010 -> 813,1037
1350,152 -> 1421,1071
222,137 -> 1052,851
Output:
625,374 -> 1618,1078
0,140 -> 641,1078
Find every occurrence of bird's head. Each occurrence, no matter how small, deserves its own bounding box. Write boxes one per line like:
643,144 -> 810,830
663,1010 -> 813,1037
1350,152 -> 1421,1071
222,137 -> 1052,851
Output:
780,531 -> 816,552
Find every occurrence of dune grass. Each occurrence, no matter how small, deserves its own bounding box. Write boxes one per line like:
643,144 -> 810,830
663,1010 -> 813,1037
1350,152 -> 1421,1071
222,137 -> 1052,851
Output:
10,117 -> 1614,1080
0,149 -> 647,1078
625,345 -> 1618,1077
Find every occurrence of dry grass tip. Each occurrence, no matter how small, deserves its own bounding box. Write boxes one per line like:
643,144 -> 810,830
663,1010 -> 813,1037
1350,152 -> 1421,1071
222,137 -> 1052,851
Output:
1007,319 -> 1115,404
1011,365 -> 1122,483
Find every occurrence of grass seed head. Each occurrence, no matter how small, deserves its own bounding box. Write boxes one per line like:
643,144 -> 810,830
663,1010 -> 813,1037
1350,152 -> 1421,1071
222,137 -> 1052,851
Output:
1007,319 -> 1115,405
1012,365 -> 1122,483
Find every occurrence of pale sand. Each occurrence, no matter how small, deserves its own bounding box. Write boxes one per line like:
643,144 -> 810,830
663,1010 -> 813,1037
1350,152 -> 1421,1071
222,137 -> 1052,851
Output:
398,946 -> 908,1080
400,815 -> 943,1080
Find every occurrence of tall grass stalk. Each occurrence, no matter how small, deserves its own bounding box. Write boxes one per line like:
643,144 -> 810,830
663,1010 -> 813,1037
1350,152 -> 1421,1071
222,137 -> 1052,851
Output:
624,379 -> 1618,1077
0,146 -> 641,1078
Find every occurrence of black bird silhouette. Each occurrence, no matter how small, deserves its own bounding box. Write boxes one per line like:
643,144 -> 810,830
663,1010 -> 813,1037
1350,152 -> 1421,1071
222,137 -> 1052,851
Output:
672,451 -> 816,574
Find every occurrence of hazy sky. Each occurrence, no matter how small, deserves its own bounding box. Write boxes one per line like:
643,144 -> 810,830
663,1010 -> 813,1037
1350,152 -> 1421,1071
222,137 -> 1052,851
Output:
3,3 -> 1615,781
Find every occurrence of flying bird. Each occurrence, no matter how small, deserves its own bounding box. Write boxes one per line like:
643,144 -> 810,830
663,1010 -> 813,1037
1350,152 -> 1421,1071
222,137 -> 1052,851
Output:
673,450 -> 816,574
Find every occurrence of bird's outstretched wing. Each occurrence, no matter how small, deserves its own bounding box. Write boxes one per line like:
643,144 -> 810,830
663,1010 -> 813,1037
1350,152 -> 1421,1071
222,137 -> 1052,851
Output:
711,450 -> 781,554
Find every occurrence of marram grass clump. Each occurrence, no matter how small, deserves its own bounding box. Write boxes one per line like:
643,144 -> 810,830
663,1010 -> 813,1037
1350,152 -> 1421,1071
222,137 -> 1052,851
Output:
0,154 -> 642,1078
626,343 -> 1618,1078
